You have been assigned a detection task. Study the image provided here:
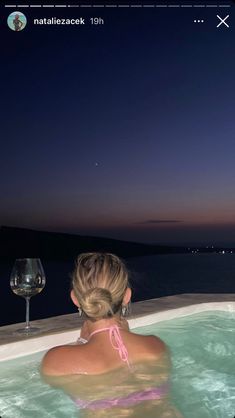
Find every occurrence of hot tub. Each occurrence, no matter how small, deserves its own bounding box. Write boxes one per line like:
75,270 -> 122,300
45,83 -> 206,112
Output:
1,294 -> 235,418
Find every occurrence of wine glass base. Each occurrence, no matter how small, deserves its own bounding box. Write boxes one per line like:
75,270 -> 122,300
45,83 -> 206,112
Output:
14,327 -> 41,334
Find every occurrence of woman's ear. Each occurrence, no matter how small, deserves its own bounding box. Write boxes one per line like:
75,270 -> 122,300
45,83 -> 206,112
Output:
70,290 -> 79,307
123,287 -> 132,305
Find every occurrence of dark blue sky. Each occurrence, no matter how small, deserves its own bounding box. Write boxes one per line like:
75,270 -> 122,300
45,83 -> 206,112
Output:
1,2 -> 235,244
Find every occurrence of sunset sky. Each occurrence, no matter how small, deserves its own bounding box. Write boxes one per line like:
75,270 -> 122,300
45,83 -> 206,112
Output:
1,2 -> 235,245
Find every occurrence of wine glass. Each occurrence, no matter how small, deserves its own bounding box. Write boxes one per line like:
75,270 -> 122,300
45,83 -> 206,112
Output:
10,258 -> 46,333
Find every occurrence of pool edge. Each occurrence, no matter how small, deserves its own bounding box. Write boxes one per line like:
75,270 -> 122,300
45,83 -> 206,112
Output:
1,294 -> 235,361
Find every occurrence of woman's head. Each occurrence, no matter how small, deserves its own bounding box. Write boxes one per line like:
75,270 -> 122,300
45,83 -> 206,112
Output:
71,253 -> 131,321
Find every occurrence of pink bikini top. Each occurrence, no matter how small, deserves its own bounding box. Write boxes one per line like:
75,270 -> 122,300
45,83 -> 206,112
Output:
87,324 -> 132,370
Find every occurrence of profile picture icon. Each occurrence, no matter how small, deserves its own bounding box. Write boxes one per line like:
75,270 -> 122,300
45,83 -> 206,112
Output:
7,11 -> 27,31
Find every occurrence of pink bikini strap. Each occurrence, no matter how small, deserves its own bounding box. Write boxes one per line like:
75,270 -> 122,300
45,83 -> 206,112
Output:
88,325 -> 131,369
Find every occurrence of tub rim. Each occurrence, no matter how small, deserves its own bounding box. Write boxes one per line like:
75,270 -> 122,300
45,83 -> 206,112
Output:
1,300 -> 234,362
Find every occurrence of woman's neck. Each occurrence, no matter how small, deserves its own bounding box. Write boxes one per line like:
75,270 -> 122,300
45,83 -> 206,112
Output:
80,316 -> 129,340
88,316 -> 122,332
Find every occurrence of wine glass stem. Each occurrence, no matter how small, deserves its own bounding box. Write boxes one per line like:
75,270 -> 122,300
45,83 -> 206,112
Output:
25,296 -> 31,330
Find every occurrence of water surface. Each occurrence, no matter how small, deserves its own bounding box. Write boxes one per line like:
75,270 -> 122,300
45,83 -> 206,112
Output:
1,311 -> 235,418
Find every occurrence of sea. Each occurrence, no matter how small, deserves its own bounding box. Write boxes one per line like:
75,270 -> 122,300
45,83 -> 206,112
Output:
1,253 -> 235,327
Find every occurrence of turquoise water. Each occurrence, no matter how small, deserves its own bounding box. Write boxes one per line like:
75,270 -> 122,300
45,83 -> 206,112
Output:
135,311 -> 235,418
0,311 -> 235,417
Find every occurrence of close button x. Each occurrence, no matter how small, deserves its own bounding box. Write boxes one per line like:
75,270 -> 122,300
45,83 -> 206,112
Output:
217,15 -> 230,28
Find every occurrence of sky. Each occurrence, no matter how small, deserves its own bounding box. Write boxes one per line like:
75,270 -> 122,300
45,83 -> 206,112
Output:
1,1 -> 235,245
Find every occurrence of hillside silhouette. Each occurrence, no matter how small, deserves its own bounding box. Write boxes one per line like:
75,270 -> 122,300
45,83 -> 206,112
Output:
0,226 -> 187,260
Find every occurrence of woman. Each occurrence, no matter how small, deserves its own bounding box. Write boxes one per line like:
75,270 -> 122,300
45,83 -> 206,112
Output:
41,253 -> 182,417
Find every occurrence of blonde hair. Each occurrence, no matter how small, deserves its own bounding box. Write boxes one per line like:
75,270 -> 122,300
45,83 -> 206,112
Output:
72,253 -> 130,320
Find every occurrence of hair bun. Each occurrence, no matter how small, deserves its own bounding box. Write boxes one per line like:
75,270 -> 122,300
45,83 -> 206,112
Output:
82,287 -> 113,319
72,253 -> 130,320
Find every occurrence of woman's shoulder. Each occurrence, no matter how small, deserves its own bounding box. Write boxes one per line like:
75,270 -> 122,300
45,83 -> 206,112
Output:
145,334 -> 167,349
41,345 -> 68,376
41,344 -> 85,377
147,334 -> 168,356
130,332 -> 168,359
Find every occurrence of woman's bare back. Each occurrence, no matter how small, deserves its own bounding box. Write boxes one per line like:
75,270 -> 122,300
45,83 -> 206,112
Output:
82,331 -> 167,373
41,325 -> 184,418
42,328 -> 168,376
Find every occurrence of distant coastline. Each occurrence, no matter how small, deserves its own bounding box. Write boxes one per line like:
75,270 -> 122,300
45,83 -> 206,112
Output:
0,226 -> 234,261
